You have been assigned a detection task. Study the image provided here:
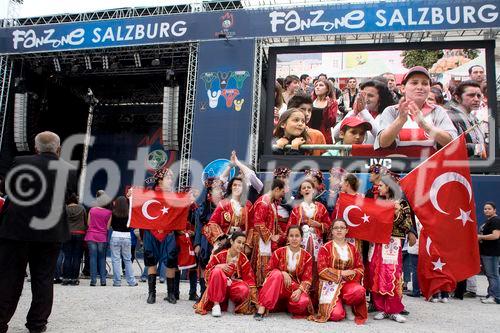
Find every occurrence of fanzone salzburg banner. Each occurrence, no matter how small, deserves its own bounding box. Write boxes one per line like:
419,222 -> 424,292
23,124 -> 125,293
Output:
129,188 -> 190,231
0,0 -> 498,54
190,39 -> 254,170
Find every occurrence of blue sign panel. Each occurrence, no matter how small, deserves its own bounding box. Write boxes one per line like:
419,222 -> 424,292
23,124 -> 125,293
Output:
190,39 -> 254,171
0,0 -> 498,54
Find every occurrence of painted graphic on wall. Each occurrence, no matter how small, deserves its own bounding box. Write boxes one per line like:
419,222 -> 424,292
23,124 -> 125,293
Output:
200,70 -> 249,111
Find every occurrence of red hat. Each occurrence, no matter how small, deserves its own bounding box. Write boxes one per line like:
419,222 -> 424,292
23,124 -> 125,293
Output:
340,116 -> 372,131
402,66 -> 431,84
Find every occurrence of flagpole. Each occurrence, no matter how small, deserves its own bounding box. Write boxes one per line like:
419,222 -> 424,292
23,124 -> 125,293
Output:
463,123 -> 480,135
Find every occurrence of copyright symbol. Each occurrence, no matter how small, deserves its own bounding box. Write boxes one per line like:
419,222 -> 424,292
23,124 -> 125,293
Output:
5,164 -> 47,207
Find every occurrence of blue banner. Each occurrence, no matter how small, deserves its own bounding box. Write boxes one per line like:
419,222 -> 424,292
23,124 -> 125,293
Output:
0,0 -> 498,54
191,39 -> 254,179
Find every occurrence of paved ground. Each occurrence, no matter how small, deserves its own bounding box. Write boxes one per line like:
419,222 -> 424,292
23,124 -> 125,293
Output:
7,272 -> 498,333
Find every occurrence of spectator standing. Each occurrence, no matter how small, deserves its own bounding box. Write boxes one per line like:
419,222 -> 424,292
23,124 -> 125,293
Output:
282,75 -> 300,104
62,193 -> 87,285
469,65 -> 485,84
110,196 -> 137,287
85,192 -> 112,286
446,80 -> 487,158
477,202 -> 500,304
382,72 -> 401,103
0,131 -> 77,333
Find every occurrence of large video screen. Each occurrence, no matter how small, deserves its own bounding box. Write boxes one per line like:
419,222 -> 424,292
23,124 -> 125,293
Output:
262,41 -> 497,173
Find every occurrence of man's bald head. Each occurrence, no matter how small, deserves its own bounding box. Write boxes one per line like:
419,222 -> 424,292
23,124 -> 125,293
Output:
34,131 -> 60,155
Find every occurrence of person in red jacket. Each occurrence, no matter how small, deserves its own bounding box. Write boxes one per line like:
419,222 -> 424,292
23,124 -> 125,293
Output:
203,177 -> 252,253
309,219 -> 367,324
249,179 -> 286,287
254,226 -> 314,320
195,232 -> 257,317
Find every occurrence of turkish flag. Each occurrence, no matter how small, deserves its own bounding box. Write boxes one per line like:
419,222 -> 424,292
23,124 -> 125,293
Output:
129,187 -> 190,231
335,193 -> 394,244
400,134 -> 480,296
417,229 -> 456,299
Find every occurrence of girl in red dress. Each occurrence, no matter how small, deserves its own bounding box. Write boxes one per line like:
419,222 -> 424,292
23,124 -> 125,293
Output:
309,219 -> 367,324
203,177 -> 252,252
254,226 -> 314,320
195,232 -> 257,317
287,179 -> 331,304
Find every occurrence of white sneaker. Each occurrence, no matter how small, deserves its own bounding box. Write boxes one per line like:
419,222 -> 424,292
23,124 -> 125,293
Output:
481,297 -> 497,304
374,312 -> 387,320
440,297 -> 449,303
389,313 -> 407,323
431,297 -> 439,303
212,304 -> 222,317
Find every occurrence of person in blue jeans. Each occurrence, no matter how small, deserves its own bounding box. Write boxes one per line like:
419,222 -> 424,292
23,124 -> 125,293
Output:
85,192 -> 112,286
87,242 -> 107,285
62,194 -> 87,285
110,196 -> 137,287
477,202 -> 500,304
53,250 -> 64,284
406,221 -> 421,298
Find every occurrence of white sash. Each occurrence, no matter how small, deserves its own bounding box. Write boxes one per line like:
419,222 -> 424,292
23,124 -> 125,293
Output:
259,237 -> 272,256
319,280 -> 340,304
382,237 -> 400,264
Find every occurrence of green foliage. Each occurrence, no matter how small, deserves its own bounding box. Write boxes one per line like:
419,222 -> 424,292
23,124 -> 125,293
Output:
402,49 -> 480,70
463,49 -> 479,60
401,50 -> 443,69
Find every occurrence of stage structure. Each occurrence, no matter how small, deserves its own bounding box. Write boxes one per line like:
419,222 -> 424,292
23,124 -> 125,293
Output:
0,0 -> 499,197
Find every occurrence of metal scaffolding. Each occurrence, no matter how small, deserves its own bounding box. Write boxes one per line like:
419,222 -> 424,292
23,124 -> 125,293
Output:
0,56 -> 13,154
178,42 -> 199,188
249,39 -> 264,170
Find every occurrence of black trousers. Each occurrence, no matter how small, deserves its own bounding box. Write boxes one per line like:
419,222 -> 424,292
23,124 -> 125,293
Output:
0,239 -> 60,333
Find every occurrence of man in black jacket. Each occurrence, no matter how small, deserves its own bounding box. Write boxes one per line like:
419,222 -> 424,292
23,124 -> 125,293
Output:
0,131 -> 77,333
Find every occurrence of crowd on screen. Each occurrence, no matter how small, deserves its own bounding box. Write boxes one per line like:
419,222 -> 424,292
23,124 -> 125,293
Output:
273,65 -> 489,158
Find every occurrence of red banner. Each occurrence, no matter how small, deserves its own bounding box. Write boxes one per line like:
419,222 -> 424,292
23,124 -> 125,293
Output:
129,188 -> 190,231
351,144 -> 436,158
335,193 -> 394,244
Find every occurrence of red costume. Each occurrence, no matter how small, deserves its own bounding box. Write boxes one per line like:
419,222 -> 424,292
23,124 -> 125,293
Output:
309,241 -> 367,324
288,201 -> 331,304
368,199 -> 414,315
195,249 -> 257,315
250,193 -> 285,286
288,201 -> 331,260
258,246 -> 314,317
203,198 -> 252,245
176,203 -> 198,270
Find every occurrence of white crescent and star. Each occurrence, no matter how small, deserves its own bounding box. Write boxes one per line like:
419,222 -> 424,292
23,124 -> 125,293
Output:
141,200 -> 170,220
343,205 -> 370,228
429,172 -> 474,226
425,235 -> 446,272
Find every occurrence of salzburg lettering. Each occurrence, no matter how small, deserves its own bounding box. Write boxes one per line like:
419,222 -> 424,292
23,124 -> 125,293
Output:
11,21 -> 187,50
269,4 -> 498,33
